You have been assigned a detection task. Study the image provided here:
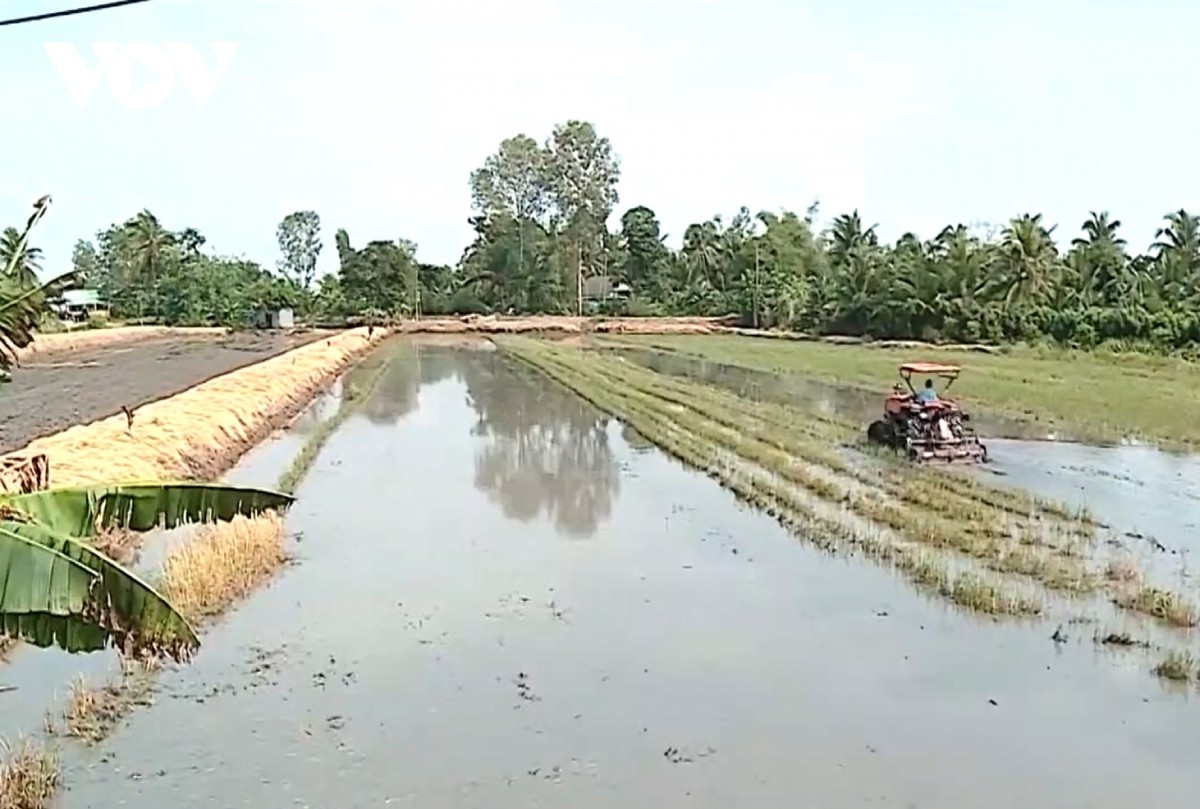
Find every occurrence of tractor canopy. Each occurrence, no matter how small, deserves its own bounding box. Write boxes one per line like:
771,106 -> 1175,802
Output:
898,361 -> 962,394
899,361 -> 961,379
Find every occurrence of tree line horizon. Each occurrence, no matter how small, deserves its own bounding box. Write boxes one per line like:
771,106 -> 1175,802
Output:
2,119 -> 1197,351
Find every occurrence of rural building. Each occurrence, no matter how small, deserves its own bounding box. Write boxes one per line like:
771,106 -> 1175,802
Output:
582,275 -> 632,312
253,307 -> 296,329
53,289 -> 109,322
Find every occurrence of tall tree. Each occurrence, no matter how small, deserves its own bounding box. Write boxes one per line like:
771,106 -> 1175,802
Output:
276,210 -> 323,291
544,121 -> 621,312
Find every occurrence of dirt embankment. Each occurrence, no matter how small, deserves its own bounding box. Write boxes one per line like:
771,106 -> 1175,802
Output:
15,326 -> 228,361
2,329 -> 385,486
0,330 -> 329,454
399,315 -> 739,335
399,315 -> 1000,352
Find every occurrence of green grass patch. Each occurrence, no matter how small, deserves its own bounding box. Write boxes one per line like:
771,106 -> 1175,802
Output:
601,334 -> 1200,449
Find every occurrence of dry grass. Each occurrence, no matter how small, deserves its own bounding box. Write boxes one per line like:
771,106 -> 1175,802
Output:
0,738 -> 58,809
92,526 -> 141,565
1153,650 -> 1198,682
3,328 -> 385,486
159,513 -> 287,624
1116,586 -> 1199,628
56,658 -> 158,745
16,326 -> 224,361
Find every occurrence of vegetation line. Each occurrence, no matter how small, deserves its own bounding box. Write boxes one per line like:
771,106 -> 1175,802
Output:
276,345 -> 394,494
45,343 -> 395,750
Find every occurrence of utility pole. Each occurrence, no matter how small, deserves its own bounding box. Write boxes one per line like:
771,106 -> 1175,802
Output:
576,240 -> 583,316
753,242 -> 761,329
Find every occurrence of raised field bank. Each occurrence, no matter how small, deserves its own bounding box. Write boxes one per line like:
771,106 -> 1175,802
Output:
0,326 -> 386,803
4,326 -> 1199,808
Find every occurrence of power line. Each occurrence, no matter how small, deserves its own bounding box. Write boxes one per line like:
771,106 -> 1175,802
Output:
0,0 -> 154,28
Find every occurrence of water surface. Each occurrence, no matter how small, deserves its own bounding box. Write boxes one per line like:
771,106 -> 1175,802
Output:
58,344 -> 1200,808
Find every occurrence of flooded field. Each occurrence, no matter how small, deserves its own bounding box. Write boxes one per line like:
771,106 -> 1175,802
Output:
610,344 -> 1200,571
43,340 -> 1200,807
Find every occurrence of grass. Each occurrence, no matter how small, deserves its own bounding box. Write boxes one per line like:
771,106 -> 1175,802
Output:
159,513 -> 288,623
15,328 -> 384,486
502,337 -> 1058,618
1116,586 -> 1200,628
1153,650 -> 1198,682
0,331 -> 394,781
0,738 -> 58,809
0,327 -> 386,664
500,337 -> 1200,638
600,334 -> 1200,449
277,344 -> 393,494
55,659 -> 159,745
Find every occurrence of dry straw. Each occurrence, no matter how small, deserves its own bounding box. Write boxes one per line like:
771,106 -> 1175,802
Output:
15,326 -> 225,362
5,328 -> 384,487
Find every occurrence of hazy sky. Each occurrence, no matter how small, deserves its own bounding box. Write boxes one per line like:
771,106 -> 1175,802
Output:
1,0 -> 1197,278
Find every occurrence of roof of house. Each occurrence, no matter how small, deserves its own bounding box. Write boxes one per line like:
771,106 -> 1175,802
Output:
582,276 -> 632,298
61,289 -> 103,306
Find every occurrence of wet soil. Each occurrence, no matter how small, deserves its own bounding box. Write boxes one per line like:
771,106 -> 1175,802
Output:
54,342 -> 1200,808
613,344 -> 1200,572
0,330 -> 327,453
606,345 -> 1047,441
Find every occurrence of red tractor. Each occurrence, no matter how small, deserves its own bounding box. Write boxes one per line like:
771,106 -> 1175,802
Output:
866,362 -> 988,463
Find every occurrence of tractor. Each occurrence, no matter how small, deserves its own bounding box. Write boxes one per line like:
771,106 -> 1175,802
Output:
866,362 -> 988,463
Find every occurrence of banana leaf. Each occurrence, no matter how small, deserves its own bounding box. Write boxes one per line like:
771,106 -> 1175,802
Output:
0,521 -> 199,660
0,482 -> 294,539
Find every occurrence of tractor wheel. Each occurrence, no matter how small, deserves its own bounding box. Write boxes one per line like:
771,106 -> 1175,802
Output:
866,420 -> 889,445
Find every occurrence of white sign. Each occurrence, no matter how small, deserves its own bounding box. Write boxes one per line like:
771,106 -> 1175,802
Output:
44,42 -> 238,110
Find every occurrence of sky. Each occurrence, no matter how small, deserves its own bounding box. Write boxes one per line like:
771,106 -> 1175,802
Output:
1,0 -> 1198,280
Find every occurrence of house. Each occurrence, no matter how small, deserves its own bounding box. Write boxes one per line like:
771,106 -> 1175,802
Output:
252,307 -> 295,329
54,289 -> 109,322
581,275 -> 632,312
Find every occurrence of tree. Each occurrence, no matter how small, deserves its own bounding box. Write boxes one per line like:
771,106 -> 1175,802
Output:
618,206 -> 671,302
276,210 -> 323,291
545,121 -> 621,313
0,196 -> 77,374
127,210 -> 175,320
70,239 -> 100,289
0,482 -> 292,660
0,227 -> 43,286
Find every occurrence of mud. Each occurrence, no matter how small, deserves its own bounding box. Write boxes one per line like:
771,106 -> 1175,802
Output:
399,314 -> 734,335
982,439 -> 1200,591
611,344 -> 1200,565
607,345 -> 1046,441
53,342 -> 1200,808
0,330 -> 327,453
0,361 -> 345,737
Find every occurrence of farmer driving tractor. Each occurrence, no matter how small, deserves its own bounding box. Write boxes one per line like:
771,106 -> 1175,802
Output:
917,378 -> 938,404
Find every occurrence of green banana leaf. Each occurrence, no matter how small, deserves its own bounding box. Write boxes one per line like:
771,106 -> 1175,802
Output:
0,521 -> 199,660
0,482 -> 294,539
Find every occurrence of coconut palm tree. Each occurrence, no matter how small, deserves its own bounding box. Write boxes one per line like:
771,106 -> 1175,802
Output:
0,195 -> 73,374
0,226 -> 43,286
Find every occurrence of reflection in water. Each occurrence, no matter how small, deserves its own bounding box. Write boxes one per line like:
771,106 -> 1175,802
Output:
459,352 -> 619,538
357,343 -> 453,426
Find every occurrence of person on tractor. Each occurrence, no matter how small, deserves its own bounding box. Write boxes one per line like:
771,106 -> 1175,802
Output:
917,378 -> 938,404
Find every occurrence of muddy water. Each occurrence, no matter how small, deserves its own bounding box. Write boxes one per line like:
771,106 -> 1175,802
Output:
53,342 -> 1200,808
608,345 -> 1045,440
984,440 -> 1200,589
0,373 -> 343,738
611,345 -> 1200,572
